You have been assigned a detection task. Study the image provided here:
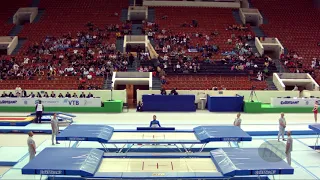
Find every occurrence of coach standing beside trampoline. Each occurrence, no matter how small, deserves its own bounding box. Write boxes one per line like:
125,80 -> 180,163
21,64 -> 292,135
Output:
35,100 -> 44,123
51,113 -> 60,145
27,131 -> 36,162
278,112 -> 286,142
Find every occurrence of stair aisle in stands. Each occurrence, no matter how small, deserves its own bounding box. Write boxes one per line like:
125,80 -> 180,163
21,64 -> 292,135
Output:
121,9 -> 128,22
127,57 -> 139,72
31,0 -> 41,7
131,23 -> 143,35
116,38 -> 124,52
266,77 -> 278,90
251,26 -> 266,37
232,10 -> 243,24
11,38 -> 27,55
152,76 -> 162,90
8,25 -> 24,36
148,8 -> 155,22
32,9 -> 45,23
259,11 -> 269,24
103,75 -> 113,90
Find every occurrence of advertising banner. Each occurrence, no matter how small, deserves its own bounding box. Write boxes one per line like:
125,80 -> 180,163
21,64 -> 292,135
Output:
271,98 -> 318,107
0,98 -> 101,107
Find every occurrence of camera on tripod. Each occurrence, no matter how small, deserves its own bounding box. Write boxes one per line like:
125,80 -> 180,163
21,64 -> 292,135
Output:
249,86 -> 258,102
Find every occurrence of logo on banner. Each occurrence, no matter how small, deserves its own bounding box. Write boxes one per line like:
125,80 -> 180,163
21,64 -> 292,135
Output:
280,101 -> 299,105
0,100 -> 17,104
254,170 -> 276,175
40,170 -> 63,175
64,99 -> 79,106
35,99 -> 59,104
305,100 -> 309,105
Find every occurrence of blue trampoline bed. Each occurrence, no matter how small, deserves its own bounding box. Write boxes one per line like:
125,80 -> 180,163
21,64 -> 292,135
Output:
28,112 -> 75,123
56,125 -> 252,153
309,124 -> 320,149
22,147 -> 294,179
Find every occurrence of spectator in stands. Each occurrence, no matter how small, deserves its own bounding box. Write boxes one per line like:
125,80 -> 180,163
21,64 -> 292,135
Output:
87,92 -> 93,98
8,92 -> 15,97
36,92 -> 42,98
160,88 -> 167,95
212,29 -> 219,36
43,92 -> 49,98
87,73 -> 92,80
161,15 -> 168,20
15,85 -> 22,97
160,76 -> 167,85
72,93 -> 78,98
65,92 -> 71,98
169,88 -> 178,95
137,101 -> 143,112
1,92 -> 8,97
80,92 -> 86,98
221,85 -> 226,90
257,71 -> 263,81
58,93 -> 64,98
138,66 -> 144,72
29,92 -> 35,98
212,86 -> 218,91
22,90 -> 27,97
50,91 -> 56,98
311,58 -> 316,69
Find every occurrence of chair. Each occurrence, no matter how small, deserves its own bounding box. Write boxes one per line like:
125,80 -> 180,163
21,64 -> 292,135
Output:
123,103 -> 129,112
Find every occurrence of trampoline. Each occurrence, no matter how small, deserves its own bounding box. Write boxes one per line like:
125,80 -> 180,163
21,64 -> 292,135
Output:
309,124 -> 320,149
0,117 -> 34,126
56,125 -> 252,152
21,147 -> 294,179
28,112 -> 75,123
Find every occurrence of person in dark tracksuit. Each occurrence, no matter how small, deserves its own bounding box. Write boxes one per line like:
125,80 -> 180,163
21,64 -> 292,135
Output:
35,100 -> 44,123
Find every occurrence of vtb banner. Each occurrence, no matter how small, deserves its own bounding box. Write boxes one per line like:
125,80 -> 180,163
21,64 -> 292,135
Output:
0,97 -> 101,107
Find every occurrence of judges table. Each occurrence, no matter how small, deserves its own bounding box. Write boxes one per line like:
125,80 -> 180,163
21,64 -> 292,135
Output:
142,95 -> 196,111
207,95 -> 244,112
271,97 -> 319,107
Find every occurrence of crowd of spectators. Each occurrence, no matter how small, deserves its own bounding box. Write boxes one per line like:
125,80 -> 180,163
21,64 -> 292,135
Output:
0,22 -> 134,89
1,89 -> 95,98
141,20 -> 270,84
280,50 -> 315,77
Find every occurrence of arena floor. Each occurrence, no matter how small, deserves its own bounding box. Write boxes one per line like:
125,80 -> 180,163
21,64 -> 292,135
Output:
0,110 -> 319,179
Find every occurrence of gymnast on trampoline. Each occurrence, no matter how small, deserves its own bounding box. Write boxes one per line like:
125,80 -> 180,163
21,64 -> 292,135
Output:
150,115 -> 161,128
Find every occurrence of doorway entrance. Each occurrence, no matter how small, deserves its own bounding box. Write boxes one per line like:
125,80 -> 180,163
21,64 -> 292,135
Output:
115,84 -> 149,108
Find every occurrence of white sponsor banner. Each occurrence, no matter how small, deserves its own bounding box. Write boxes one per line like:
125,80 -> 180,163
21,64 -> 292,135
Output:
0,98 -> 101,107
271,98 -> 319,107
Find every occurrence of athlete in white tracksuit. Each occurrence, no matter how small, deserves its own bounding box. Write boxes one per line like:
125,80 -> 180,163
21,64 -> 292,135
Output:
51,113 -> 60,145
278,112 -> 286,142
234,113 -> 242,144
286,131 -> 293,165
27,131 -> 36,161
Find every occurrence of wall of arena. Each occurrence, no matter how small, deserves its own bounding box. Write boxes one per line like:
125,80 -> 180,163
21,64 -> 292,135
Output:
143,0 -> 241,8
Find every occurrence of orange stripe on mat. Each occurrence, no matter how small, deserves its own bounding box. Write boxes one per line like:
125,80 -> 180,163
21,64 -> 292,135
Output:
0,117 -> 26,121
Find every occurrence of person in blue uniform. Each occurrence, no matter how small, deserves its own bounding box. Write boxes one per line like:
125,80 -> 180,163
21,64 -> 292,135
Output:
150,115 -> 161,127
